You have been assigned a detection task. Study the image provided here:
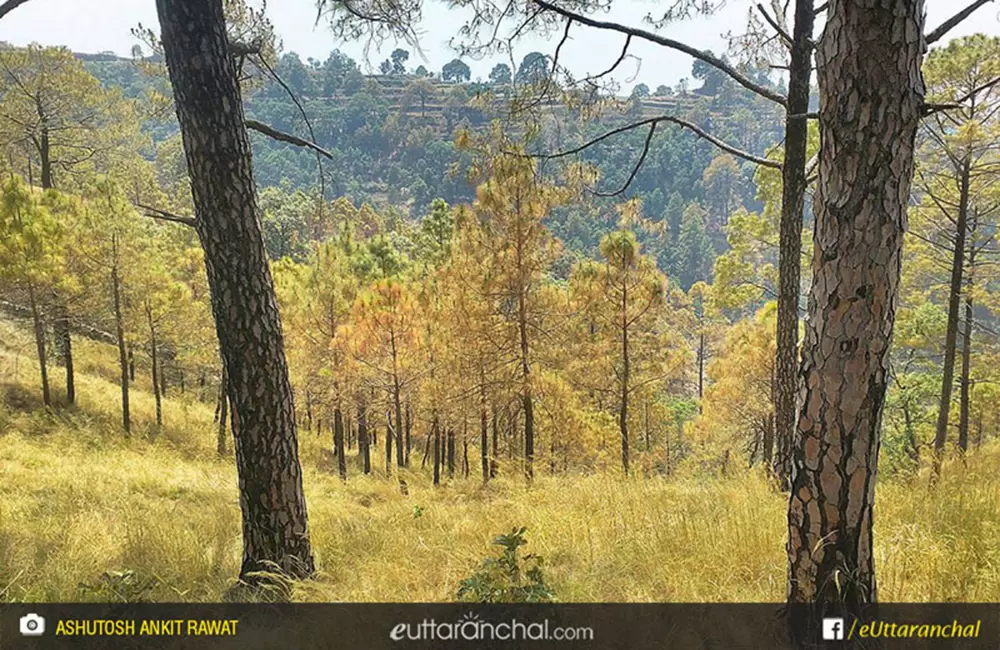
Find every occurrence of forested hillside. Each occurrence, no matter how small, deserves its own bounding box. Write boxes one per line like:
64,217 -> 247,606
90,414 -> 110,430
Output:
2,0 -> 1000,632
79,46 -> 784,285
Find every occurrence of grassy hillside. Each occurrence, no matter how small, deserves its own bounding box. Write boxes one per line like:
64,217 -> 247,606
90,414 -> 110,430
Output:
1,317 -> 999,603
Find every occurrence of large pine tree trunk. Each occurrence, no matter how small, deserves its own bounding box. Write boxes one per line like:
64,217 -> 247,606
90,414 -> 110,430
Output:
156,0 -> 313,580
774,0 -> 815,488
786,0 -> 924,626
932,158 -> 971,478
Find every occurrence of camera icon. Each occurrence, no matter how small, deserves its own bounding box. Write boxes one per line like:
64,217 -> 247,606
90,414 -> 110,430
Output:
19,613 -> 46,636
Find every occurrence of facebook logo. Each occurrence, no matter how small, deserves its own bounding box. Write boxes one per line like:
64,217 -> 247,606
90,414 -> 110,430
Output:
822,618 -> 845,641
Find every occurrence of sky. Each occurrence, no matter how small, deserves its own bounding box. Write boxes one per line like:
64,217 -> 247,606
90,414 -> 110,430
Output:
1,0 -> 999,90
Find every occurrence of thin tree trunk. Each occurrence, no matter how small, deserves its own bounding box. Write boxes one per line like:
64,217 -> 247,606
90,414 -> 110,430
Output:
463,434 -> 469,479
53,300 -> 74,405
432,415 -> 441,486
405,400 -> 411,467
932,157 -> 971,478
421,428 -> 432,469
447,427 -> 455,478
958,255 -> 975,454
385,415 -> 393,476
38,126 -> 53,190
518,282 -> 534,481
111,244 -> 130,436
786,0 -> 924,630
357,398 -> 370,475
490,405 -> 499,478
480,373 -> 489,483
620,279 -> 630,475
27,282 -> 50,407
334,406 -> 346,481
774,0 -> 815,490
146,304 -> 163,429
156,0 -> 313,580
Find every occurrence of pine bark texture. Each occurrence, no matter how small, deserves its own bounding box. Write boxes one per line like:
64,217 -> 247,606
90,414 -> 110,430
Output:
217,364 -> 228,456
786,0 -> 924,618
774,0 -> 815,487
156,0 -> 313,579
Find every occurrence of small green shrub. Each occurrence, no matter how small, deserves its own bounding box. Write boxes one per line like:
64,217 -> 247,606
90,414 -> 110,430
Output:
456,527 -> 554,603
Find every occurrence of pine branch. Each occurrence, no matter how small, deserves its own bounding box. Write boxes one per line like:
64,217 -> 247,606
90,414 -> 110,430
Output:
530,0 -> 787,107
926,0 -> 997,45
136,203 -> 197,228
245,119 -> 335,160
527,114 -> 781,170
0,0 -> 32,21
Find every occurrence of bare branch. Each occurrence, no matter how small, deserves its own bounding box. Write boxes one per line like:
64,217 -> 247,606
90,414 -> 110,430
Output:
814,2 -> 829,13
136,203 -> 197,228
528,114 -> 782,170
756,3 -> 792,47
245,119 -> 334,160
593,122 -> 658,197
926,0 -> 997,45
923,75 -> 1000,116
531,0 -> 788,106
0,0 -> 32,21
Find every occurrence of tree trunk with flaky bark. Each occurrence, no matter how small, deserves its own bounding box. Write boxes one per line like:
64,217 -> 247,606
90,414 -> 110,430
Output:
217,364 -> 228,456
786,0 -> 924,629
774,0 -> 815,489
932,157 -> 971,478
156,0 -> 313,580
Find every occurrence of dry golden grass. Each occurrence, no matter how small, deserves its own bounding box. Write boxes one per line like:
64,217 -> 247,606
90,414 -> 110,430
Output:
2,318 -> 999,603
